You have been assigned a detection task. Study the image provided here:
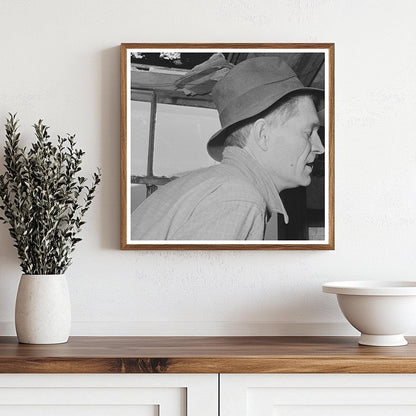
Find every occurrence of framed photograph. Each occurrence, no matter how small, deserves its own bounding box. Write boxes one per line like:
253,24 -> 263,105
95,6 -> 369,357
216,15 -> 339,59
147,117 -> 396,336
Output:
121,43 -> 334,250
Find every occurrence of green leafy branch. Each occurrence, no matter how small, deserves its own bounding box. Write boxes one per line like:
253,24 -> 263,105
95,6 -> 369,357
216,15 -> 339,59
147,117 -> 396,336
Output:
0,113 -> 101,274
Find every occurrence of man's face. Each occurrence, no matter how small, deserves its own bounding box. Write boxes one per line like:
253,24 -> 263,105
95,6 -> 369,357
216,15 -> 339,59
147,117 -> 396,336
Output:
263,95 -> 324,190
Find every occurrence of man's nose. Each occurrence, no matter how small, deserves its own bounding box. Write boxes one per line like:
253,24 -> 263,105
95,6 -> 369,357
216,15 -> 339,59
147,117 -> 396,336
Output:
311,132 -> 325,155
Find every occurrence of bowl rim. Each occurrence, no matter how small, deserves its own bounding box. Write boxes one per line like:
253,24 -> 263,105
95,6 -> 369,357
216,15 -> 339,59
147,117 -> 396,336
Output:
322,281 -> 416,296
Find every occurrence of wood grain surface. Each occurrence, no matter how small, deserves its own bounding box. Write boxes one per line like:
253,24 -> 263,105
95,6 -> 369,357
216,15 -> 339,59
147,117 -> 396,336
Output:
0,336 -> 415,374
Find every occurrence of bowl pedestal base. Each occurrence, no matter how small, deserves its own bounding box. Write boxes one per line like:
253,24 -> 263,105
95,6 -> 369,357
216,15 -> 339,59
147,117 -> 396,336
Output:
358,333 -> 408,347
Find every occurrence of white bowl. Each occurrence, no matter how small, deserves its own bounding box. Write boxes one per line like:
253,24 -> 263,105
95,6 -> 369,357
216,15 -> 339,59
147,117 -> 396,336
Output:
322,281 -> 416,346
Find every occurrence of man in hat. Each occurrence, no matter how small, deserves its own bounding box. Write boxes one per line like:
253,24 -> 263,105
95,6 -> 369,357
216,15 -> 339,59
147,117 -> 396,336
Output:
131,57 -> 325,240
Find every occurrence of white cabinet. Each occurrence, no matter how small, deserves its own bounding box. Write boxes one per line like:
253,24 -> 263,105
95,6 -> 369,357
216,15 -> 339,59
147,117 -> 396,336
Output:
0,374 -> 218,416
220,374 -> 416,416
4,373 -> 416,415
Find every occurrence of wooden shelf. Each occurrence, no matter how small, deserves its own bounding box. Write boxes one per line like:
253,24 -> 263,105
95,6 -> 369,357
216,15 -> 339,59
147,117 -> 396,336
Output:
1,336 -> 416,374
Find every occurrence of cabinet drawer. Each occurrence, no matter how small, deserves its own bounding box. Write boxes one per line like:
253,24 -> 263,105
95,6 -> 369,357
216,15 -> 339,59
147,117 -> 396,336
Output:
221,374 -> 416,416
0,374 -> 217,416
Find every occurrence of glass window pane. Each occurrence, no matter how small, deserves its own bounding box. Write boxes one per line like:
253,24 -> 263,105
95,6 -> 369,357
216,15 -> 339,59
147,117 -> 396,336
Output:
153,104 -> 220,177
131,101 -> 150,176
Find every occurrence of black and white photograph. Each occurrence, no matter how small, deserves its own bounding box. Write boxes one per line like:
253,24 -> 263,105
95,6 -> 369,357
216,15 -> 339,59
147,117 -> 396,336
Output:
121,44 -> 334,249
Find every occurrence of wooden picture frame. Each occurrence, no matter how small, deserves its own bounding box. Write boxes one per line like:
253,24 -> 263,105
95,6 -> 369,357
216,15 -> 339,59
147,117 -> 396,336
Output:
121,43 -> 334,250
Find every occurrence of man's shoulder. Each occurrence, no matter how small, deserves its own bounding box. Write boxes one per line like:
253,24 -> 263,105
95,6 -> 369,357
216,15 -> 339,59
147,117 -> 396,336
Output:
141,163 -> 265,209
202,175 -> 265,211
184,164 -> 266,206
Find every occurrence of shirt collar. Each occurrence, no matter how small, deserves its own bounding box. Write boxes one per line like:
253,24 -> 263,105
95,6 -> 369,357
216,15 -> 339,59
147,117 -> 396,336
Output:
221,146 -> 289,224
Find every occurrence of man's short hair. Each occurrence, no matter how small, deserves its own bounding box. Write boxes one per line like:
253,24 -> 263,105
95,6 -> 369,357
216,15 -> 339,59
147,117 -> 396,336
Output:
224,93 -> 316,149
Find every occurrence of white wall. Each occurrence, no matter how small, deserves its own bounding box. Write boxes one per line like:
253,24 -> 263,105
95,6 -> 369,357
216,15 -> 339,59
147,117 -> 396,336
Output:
1,0 -> 416,336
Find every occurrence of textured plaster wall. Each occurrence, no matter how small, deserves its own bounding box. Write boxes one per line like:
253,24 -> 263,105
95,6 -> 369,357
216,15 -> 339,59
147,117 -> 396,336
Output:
0,0 -> 416,335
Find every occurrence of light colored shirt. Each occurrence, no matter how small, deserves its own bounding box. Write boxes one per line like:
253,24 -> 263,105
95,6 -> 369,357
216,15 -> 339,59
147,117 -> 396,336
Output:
131,147 -> 288,240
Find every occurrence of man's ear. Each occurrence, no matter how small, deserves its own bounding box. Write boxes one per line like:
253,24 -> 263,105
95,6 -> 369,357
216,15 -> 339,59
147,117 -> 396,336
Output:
252,118 -> 268,151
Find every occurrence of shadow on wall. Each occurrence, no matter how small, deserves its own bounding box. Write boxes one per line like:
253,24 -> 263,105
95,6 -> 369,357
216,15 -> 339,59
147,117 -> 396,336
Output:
100,46 -> 121,250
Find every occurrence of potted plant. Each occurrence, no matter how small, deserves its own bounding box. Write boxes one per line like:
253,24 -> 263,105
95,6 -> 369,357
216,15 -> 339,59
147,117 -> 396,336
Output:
0,114 -> 101,344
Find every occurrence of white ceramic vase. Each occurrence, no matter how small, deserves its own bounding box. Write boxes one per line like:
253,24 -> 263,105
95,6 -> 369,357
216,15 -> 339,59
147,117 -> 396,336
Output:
15,274 -> 71,344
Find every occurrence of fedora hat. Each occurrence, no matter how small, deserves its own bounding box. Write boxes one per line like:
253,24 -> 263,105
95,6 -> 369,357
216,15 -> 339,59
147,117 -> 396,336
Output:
207,56 -> 324,161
